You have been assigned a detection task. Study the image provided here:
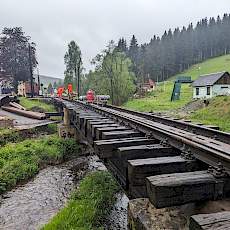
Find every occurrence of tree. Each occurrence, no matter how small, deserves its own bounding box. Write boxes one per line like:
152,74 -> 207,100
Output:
0,27 -> 37,90
64,41 -> 82,96
119,13 -> 230,83
64,70 -> 74,88
92,40 -> 136,105
117,37 -> 127,54
128,35 -> 139,79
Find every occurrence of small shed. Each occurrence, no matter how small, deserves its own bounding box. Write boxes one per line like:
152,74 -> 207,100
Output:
192,71 -> 230,99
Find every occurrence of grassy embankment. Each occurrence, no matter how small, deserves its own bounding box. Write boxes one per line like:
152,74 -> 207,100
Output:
19,97 -> 56,112
124,55 -> 230,131
43,171 -> 119,230
124,54 -> 230,112
0,124 -> 57,146
0,135 -> 79,194
188,96 -> 230,131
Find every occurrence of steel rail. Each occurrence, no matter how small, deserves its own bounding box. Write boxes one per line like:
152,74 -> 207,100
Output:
76,101 -> 230,174
102,104 -> 230,144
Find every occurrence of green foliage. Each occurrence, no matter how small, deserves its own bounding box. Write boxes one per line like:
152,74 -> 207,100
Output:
43,171 -> 119,230
0,27 -> 37,89
64,41 -> 83,94
0,136 -> 79,194
19,97 -> 56,112
0,129 -> 21,146
86,41 -> 136,105
189,96 -> 230,131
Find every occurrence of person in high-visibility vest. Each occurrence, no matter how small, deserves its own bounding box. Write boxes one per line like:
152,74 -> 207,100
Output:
67,83 -> 73,100
57,87 -> 64,98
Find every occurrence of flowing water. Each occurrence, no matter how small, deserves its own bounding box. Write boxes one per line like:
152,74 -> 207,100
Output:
0,155 -> 128,230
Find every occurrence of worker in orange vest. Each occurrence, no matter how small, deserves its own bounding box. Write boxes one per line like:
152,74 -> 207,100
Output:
57,87 -> 64,98
67,83 -> 73,100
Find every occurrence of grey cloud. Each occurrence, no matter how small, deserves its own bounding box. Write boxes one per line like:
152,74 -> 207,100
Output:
0,0 -> 229,77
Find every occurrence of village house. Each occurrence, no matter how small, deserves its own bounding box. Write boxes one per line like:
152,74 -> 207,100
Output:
192,71 -> 230,99
18,81 -> 39,97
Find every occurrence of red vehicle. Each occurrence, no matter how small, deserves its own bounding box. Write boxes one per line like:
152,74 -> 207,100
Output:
86,89 -> 95,103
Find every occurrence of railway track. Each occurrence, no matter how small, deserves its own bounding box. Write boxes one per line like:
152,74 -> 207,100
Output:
54,98 -> 230,229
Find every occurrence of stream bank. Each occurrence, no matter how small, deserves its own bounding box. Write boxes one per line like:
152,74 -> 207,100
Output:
0,155 -> 129,230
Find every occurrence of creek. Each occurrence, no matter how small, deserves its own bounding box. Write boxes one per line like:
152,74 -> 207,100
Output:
0,155 -> 128,230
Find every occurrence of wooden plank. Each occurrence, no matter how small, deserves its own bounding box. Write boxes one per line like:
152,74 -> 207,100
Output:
128,156 -> 199,186
90,122 -> 117,139
117,144 -> 177,161
94,137 -> 158,159
2,106 -> 46,120
87,120 -> 113,132
190,211 -> 230,230
101,130 -> 142,140
146,171 -> 224,208
79,115 -> 101,130
96,126 -> 131,140
82,116 -> 104,136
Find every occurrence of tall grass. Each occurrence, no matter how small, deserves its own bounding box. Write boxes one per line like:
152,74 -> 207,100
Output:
0,135 -> 79,194
189,96 -> 230,132
43,171 -> 119,230
19,97 -> 56,112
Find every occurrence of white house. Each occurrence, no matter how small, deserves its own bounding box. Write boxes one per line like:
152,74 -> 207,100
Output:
192,71 -> 230,99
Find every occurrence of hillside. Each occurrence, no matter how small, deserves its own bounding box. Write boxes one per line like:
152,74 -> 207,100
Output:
34,74 -> 63,88
188,96 -> 230,132
124,54 -> 230,112
123,54 -> 230,131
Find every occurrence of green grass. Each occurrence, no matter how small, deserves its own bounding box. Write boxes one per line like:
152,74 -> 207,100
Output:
43,171 -> 119,230
0,135 -> 79,194
0,124 -> 57,147
173,54 -> 230,81
124,82 -> 193,112
19,97 -> 56,112
189,96 -> 230,132
124,54 -> 230,112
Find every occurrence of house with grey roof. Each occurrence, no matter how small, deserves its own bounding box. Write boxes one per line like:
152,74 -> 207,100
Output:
192,71 -> 230,99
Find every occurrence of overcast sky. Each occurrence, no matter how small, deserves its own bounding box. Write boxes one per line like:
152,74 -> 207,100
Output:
0,0 -> 229,78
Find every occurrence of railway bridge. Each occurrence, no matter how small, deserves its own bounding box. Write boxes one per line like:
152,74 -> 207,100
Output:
54,98 -> 230,229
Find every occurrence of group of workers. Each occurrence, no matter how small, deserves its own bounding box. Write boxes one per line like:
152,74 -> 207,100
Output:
57,83 -> 73,98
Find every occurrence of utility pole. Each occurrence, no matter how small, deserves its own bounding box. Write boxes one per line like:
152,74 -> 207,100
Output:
28,43 -> 34,98
37,67 -> 40,96
77,57 -> 82,98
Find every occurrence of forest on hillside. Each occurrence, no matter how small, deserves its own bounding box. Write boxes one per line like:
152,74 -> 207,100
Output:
118,13 -> 230,83
65,13 -> 230,105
